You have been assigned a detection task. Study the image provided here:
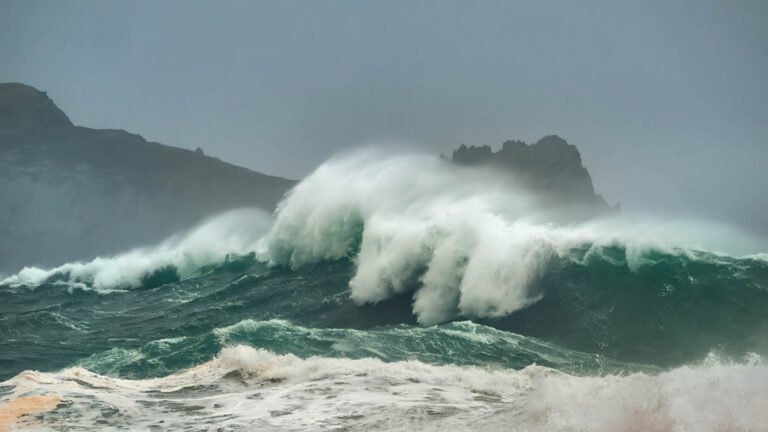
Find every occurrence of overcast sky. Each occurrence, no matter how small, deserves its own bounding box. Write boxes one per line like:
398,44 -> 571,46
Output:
1,0 -> 767,237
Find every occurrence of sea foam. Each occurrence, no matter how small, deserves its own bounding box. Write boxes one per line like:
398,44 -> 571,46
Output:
2,346 -> 766,431
1,208 -> 272,291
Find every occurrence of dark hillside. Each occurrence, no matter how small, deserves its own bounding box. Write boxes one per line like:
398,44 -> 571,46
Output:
0,83 -> 295,272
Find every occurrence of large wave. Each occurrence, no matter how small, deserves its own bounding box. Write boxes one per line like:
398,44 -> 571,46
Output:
3,150 -> 765,325
260,150 -> 764,324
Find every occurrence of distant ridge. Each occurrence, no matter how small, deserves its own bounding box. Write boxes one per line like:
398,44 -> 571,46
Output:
0,83 -> 295,272
0,83 -> 73,131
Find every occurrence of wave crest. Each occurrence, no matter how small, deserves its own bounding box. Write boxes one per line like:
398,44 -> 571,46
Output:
1,209 -> 271,291
261,151 -> 761,324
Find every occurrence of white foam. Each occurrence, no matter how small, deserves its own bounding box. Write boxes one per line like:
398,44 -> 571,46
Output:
1,208 -> 272,291
3,347 -> 766,431
260,150 -> 765,324
522,353 -> 768,431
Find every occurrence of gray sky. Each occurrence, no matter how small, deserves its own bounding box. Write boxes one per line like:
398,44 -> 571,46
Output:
1,0 -> 767,237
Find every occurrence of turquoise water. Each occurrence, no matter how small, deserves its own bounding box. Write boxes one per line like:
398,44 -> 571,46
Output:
2,248 -> 766,381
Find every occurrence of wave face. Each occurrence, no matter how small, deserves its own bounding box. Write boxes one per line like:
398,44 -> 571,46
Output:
2,151 -> 768,430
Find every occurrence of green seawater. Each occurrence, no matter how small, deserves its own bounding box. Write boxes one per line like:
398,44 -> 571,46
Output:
2,247 -> 767,381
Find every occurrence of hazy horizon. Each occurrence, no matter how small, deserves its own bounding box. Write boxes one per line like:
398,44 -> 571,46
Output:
1,0 -> 767,237
2,3 -> 768,429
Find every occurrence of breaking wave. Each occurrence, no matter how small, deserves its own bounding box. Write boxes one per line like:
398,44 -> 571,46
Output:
3,151 -> 766,327
1,209 -> 272,291
260,151 -> 765,324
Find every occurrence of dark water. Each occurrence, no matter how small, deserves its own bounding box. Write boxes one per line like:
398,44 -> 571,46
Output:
2,247 -> 766,382
2,238 -> 768,432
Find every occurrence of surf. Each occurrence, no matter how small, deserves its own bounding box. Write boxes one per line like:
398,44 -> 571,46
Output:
2,344 -> 766,432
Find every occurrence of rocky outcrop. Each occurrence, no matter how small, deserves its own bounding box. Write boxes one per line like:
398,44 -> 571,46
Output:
0,83 -> 73,132
0,83 -> 295,273
451,135 -> 614,212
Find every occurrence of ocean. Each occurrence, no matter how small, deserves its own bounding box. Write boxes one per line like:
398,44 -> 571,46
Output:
2,152 -> 767,431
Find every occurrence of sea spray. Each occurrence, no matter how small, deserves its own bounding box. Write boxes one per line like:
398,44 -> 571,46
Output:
261,150 -> 765,324
1,208 -> 272,291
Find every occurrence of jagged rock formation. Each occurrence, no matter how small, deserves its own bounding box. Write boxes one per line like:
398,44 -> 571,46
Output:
0,83 -> 295,273
451,135 -> 614,212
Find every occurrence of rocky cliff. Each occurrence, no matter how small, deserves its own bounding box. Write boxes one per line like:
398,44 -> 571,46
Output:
0,83 -> 295,273
451,135 -> 614,213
